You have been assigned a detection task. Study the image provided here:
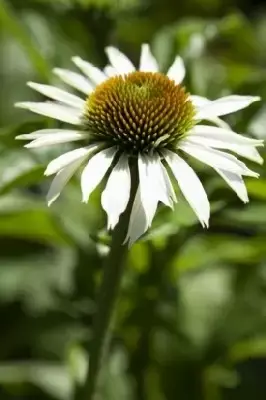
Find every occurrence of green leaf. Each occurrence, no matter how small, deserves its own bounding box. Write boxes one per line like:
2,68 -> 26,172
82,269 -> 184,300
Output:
228,337 -> 266,363
178,267 -> 233,350
0,0 -> 51,80
0,194 -> 71,245
0,245 -> 76,310
0,362 -> 72,400
172,235 -> 266,275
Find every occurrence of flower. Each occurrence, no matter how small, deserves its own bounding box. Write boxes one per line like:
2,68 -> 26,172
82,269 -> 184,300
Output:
15,44 -> 263,246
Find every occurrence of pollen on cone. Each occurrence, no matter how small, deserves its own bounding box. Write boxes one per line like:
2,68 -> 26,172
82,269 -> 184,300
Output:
83,71 -> 196,153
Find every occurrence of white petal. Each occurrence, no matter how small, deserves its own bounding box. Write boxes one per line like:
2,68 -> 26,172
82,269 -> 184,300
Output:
15,102 -> 81,125
101,154 -> 131,229
53,68 -> 93,95
180,142 -> 258,177
72,56 -> 106,85
185,136 -> 263,163
103,65 -> 118,77
45,146 -> 97,176
81,147 -> 117,202
189,125 -> 263,146
215,169 -> 249,203
196,95 -> 260,119
229,145 -> 264,164
150,153 -> 176,208
161,163 -> 177,204
138,155 -> 160,227
16,129 -> 79,140
167,56 -> 186,84
125,154 -> 173,246
27,82 -> 85,109
105,46 -> 135,74
47,158 -> 83,206
139,44 -> 159,72
190,95 -> 209,107
186,136 -> 263,164
190,95 -> 231,130
25,132 -> 87,148
124,187 -> 149,247
204,116 -> 232,130
163,150 -> 210,227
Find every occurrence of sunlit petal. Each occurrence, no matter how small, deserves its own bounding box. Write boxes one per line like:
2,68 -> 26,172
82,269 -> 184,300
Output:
163,150 -> 210,227
101,154 -> 131,229
81,147 -> 117,202
139,44 -> 159,72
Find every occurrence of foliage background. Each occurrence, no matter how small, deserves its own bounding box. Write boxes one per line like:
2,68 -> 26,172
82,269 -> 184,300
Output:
1,0 -> 266,399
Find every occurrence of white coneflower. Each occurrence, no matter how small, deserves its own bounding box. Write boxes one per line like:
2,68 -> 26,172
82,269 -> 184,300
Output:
16,44 -> 263,246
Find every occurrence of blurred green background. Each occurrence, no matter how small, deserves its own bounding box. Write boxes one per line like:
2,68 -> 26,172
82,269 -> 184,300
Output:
1,0 -> 266,399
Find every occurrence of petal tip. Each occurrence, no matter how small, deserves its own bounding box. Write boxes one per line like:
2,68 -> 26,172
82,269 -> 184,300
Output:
47,199 -> 54,207
44,168 -> 51,176
72,56 -> 83,67
104,46 -> 112,55
52,67 -> 61,76
255,156 -> 264,165
27,81 -> 36,88
14,102 -> 25,109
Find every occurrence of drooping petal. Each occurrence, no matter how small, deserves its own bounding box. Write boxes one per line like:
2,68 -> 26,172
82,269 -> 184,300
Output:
196,95 -> 260,119
190,95 -> 231,130
229,145 -> 264,164
125,152 -> 178,246
81,147 -> 117,202
186,135 -> 264,164
167,56 -> 186,84
185,136 -> 263,163
16,129 -> 80,140
47,158 -> 85,206
124,187 -> 149,247
139,44 -> 159,72
163,150 -> 210,227
53,68 -> 93,95
125,154 -> 172,246
105,46 -> 135,74
15,102 -> 81,125
27,82 -> 85,109
180,142 -> 259,177
216,169 -> 249,203
101,154 -> 131,229
25,132 -> 87,148
161,163 -> 177,204
150,153 -> 176,208
45,146 -> 97,176
138,155 -> 160,227
72,56 -> 106,85
207,117 -> 232,130
189,125 -> 263,147
103,65 -> 118,77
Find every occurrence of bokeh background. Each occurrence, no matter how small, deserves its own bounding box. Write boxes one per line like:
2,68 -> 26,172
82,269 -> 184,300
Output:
1,0 -> 266,399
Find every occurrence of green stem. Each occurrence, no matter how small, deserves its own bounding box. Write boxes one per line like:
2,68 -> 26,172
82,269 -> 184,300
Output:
76,163 -> 137,400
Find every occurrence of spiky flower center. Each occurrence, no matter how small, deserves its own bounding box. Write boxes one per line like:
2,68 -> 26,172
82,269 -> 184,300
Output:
83,71 -> 195,153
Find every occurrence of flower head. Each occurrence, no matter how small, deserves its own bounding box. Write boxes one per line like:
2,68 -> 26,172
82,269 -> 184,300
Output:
16,44 -> 263,246
83,71 -> 195,153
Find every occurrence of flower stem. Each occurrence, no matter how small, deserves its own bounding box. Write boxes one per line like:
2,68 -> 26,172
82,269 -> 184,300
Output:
76,163 -> 137,400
